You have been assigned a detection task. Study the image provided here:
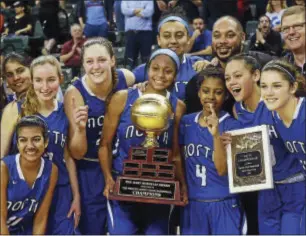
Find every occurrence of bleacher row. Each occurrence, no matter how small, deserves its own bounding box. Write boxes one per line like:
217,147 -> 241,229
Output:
1,2 -> 259,93
1,3 -> 126,90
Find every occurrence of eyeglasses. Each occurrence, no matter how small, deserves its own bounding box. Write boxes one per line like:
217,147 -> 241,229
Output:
281,22 -> 306,34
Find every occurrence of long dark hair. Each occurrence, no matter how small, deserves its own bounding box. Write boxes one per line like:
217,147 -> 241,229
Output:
2,52 -> 31,75
0,82 -> 8,114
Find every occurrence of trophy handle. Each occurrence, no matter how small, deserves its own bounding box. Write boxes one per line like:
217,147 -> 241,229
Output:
142,131 -> 159,148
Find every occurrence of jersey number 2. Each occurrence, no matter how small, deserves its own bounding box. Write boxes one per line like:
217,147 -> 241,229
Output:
196,164 -> 207,186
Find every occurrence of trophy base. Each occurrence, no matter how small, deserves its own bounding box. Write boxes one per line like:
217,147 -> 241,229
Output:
109,176 -> 185,206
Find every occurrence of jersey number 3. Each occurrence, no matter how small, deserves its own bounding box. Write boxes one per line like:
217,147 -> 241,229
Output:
196,164 -> 207,186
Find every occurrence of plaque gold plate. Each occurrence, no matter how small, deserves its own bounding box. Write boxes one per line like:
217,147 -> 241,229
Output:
226,125 -> 274,193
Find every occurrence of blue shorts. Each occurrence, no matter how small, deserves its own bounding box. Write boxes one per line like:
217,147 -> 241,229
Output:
181,197 -> 246,235
47,184 -> 80,234
258,180 -> 305,234
9,223 -> 32,235
77,160 -> 107,234
107,200 -> 171,235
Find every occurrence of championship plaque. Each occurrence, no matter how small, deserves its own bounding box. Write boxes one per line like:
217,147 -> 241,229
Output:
109,94 -> 185,206
226,125 -> 274,193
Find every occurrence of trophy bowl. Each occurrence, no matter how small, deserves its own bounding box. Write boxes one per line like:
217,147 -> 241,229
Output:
109,93 -> 185,206
131,93 -> 173,148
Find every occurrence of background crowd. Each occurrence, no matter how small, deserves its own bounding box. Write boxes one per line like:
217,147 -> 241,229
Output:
0,0 -> 305,78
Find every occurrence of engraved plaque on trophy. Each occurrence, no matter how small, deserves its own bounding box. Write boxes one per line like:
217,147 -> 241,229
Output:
109,94 -> 185,205
226,125 -> 274,193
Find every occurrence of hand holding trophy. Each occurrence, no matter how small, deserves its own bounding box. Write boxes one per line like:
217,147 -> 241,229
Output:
109,93 -> 186,206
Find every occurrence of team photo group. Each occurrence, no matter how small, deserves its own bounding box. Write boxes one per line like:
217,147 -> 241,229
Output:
0,0 -> 305,235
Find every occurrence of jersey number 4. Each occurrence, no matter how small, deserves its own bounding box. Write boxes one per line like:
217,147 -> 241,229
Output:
196,164 -> 207,186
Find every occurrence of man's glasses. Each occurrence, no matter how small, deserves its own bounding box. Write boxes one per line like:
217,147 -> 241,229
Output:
281,22 -> 306,34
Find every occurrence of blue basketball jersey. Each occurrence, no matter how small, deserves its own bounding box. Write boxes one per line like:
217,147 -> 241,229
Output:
180,111 -> 241,200
10,101 -> 69,186
113,88 -> 178,174
74,75 -> 129,234
3,154 -> 52,234
73,77 -> 107,160
9,100 -> 24,155
234,101 -> 303,181
116,69 -> 128,91
132,55 -> 201,101
272,97 -> 306,172
37,102 -> 69,186
73,74 -> 127,160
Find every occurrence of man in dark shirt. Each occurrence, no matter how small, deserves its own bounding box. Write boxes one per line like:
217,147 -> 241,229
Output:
186,16 -> 274,114
250,15 -> 283,56
2,1 -> 32,36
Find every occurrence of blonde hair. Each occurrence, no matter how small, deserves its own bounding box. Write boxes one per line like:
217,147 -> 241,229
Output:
266,0 -> 288,13
21,55 -> 62,117
281,6 -> 305,24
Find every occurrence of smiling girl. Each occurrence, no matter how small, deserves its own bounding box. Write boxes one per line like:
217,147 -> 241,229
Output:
133,7 -> 201,101
1,55 -> 81,234
1,116 -> 58,235
64,37 -> 135,235
260,59 -> 306,234
225,55 -> 305,234
99,49 -> 187,234
179,66 -> 245,234
2,52 -> 31,102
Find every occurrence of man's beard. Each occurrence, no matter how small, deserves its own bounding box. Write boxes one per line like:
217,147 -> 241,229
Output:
212,42 -> 242,63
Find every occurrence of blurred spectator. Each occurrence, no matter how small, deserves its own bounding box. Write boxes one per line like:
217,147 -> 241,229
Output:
152,1 -> 168,32
60,23 -> 86,78
104,0 -> 115,30
2,1 -> 32,36
265,0 -> 288,32
250,15 -> 283,56
1,1 -> 6,8
1,0 -> 12,8
0,12 -> 4,33
187,17 -> 212,60
0,0 -> 35,8
37,0 -> 60,55
281,6 -> 305,78
236,0 -> 260,28
77,0 -> 108,38
202,0 -> 239,30
251,0 -> 269,18
294,0 -> 305,6
168,0 -> 201,23
114,0 -> 124,31
121,0 -> 154,70
59,0 -> 65,9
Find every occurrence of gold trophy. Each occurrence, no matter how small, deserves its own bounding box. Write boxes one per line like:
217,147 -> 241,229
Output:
109,94 -> 185,205
131,94 -> 173,148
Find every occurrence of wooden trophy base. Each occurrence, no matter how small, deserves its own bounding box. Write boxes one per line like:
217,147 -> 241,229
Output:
109,176 -> 185,206
109,147 -> 185,206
